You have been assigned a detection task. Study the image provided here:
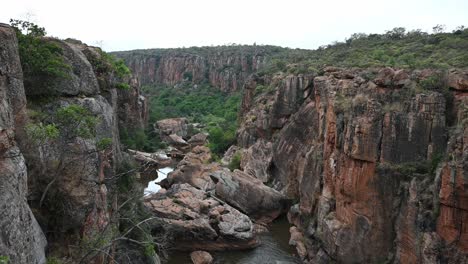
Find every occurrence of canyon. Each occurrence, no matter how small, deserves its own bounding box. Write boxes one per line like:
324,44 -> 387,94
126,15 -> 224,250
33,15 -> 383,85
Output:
1,20 -> 467,264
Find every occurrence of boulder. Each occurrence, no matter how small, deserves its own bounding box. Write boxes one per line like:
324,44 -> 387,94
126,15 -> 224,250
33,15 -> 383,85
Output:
188,133 -> 208,147
190,251 -> 213,264
210,169 -> 289,224
145,183 -> 258,251
162,146 -> 219,191
156,117 -> 189,140
447,69 -> 468,91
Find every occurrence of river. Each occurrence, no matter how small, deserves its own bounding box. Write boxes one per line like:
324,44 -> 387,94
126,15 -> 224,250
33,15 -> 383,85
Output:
143,168 -> 300,264
166,216 -> 300,264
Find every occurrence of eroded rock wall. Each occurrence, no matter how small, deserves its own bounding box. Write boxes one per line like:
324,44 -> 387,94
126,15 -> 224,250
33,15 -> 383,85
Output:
236,67 -> 468,263
114,48 -> 268,92
0,23 -> 47,264
0,25 -> 148,263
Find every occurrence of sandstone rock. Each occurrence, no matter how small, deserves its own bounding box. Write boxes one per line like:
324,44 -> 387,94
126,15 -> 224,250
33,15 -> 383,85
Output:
210,169 -> 289,224
188,132 -> 208,147
24,38 -> 100,96
374,67 -> 395,87
448,69 -> 468,91
0,23 -> 47,264
161,146 -> 220,191
236,67 -> 465,263
241,139 -> 273,183
156,117 -> 189,144
115,48 -> 267,92
289,226 -> 307,260
145,183 -> 258,251
190,251 -> 213,264
220,145 -> 240,166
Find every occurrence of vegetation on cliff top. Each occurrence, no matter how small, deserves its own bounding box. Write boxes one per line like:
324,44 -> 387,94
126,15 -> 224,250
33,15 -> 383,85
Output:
259,25 -> 468,75
116,25 -> 468,76
10,19 -> 70,86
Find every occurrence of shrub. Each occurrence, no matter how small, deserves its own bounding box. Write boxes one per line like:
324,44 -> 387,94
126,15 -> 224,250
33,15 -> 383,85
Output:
228,152 -> 242,171
0,256 -> 9,264
96,137 -> 113,151
116,83 -> 130,90
10,19 -> 70,90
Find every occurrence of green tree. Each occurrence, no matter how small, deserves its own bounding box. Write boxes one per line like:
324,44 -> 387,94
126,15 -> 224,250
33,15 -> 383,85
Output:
10,19 -> 70,90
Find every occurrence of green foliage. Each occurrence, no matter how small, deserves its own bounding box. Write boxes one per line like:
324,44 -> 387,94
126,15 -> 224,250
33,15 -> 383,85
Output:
418,73 -> 446,90
96,137 -> 112,151
0,256 -> 9,264
183,71 -> 193,81
26,104 -> 98,146
207,125 -> 236,155
254,84 -> 275,96
117,159 -> 138,193
116,83 -> 130,90
91,50 -> 131,78
228,152 -> 242,171
145,84 -> 240,154
55,104 -> 98,139
45,257 -> 62,264
378,153 -> 444,177
120,127 -> 166,152
25,123 -> 59,143
10,19 -> 70,87
144,244 -> 156,257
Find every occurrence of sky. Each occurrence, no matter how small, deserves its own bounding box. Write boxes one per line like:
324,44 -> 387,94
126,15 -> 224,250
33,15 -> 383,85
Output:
1,0 -> 467,52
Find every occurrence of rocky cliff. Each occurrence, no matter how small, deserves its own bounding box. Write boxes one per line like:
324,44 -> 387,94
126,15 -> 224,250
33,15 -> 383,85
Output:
113,46 -> 277,92
0,23 -> 47,264
0,23 -> 149,263
234,67 -> 468,263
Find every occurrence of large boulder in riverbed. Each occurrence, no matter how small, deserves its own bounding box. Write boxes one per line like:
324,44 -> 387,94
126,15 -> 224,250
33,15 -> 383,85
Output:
161,146 -> 220,191
190,251 -> 213,264
145,183 -> 258,251
210,169 -> 290,224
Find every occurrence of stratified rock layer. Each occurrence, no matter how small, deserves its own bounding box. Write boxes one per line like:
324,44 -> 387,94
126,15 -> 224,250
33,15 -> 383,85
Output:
236,68 -> 468,263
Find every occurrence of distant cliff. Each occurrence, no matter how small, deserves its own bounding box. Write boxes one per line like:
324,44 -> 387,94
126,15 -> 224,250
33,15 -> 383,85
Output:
112,46 -> 287,92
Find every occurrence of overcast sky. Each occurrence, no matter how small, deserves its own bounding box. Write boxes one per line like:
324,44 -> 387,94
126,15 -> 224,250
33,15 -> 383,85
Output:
1,0 -> 467,52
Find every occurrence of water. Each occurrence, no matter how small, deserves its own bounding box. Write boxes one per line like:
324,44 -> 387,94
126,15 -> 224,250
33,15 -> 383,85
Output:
166,216 -> 300,264
144,167 -> 174,195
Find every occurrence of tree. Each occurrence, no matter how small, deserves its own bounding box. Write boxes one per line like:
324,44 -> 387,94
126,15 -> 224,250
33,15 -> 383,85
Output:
432,24 -> 446,34
10,19 -> 70,83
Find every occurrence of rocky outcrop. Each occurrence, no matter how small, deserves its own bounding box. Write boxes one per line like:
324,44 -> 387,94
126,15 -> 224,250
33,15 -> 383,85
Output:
145,183 -> 258,251
190,251 -> 213,264
210,169 -> 290,224
161,146 -> 220,191
0,31 -> 149,262
237,73 -> 314,147
113,47 -> 270,92
0,23 -> 47,264
235,67 -> 468,263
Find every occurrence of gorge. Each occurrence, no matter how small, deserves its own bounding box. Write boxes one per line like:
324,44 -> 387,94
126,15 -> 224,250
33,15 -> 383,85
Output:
1,19 -> 468,264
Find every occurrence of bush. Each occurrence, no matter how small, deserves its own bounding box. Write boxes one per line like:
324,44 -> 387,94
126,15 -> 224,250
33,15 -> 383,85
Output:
0,256 -> 9,264
10,19 -> 70,90
96,137 -> 112,151
228,152 -> 241,171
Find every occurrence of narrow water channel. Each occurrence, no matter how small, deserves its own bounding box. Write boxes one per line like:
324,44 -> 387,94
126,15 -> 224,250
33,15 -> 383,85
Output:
144,167 -> 174,195
166,216 -> 300,264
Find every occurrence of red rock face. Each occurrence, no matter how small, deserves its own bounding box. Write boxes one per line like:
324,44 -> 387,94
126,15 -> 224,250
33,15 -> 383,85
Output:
116,49 -> 267,92
437,125 -> 468,253
236,68 -> 468,263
